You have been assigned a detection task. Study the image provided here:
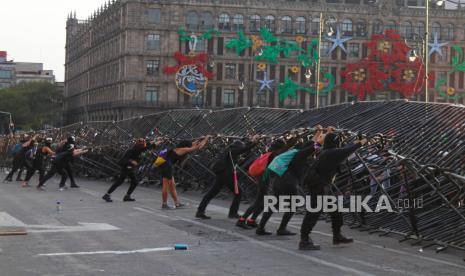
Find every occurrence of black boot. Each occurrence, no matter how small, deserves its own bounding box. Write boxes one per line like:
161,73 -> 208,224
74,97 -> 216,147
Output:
123,195 -> 135,202
228,213 -> 240,219
195,211 -> 211,220
299,238 -> 321,250
256,227 -> 272,236
333,233 -> 354,245
102,194 -> 113,203
70,184 -> 80,188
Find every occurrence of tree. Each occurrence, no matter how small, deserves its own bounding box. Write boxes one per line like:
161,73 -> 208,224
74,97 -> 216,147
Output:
0,82 -> 63,130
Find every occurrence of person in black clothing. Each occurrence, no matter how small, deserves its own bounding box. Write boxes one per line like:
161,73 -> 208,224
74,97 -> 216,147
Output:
22,138 -> 55,188
159,136 -> 210,209
196,135 -> 260,219
4,134 -> 35,182
37,145 -> 88,190
56,136 -> 79,188
299,133 -> 367,250
255,134 -> 322,236
102,138 -> 159,202
236,139 -> 287,229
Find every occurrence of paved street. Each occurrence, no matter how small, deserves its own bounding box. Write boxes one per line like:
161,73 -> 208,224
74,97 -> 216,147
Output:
0,172 -> 464,276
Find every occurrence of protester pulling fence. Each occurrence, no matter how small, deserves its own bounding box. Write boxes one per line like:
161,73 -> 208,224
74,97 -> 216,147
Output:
0,100 -> 464,253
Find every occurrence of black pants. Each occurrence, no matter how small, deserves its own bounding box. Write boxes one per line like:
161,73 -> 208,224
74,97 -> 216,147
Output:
5,157 -> 25,181
106,166 -> 138,196
242,176 -> 269,221
300,184 -> 344,242
25,161 -> 45,182
62,162 -> 76,186
198,168 -> 241,216
38,163 -> 68,188
259,171 -> 299,231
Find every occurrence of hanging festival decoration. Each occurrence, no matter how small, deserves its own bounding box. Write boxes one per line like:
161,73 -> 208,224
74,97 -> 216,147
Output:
281,40 -> 304,58
389,61 -> 426,98
257,72 -> 275,94
450,45 -> 465,73
257,63 -> 267,71
251,35 -> 264,53
366,29 -> 411,67
290,66 -> 300,74
278,77 -> 310,101
433,45 -> 465,100
297,39 -> 319,68
325,28 -> 353,55
307,73 -> 336,96
341,60 -> 389,100
428,32 -> 448,57
295,36 -> 305,44
225,31 -> 252,56
164,28 -> 220,97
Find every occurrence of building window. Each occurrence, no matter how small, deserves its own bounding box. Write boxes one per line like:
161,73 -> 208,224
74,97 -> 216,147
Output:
348,43 -> 360,58
146,34 -> 160,50
296,17 -> 306,34
223,89 -> 235,107
341,19 -> 353,36
146,60 -> 160,76
321,42 -> 331,56
281,16 -> 293,33
385,20 -> 397,31
146,8 -> 161,24
442,23 -> 454,41
401,21 -> 413,39
264,15 -> 276,32
233,14 -> 244,31
186,11 -> 199,30
436,47 -> 448,63
146,87 -> 159,103
432,22 -> 441,39
373,20 -> 383,34
195,40 -> 206,52
201,12 -> 213,29
225,63 -> 237,79
0,70 -> 12,79
219,13 -> 231,31
311,17 -> 320,36
257,93 -> 267,106
355,20 -> 367,37
417,22 -> 425,38
250,15 -> 261,32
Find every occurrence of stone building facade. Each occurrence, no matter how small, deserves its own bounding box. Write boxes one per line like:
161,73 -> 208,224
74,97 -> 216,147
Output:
64,0 -> 465,123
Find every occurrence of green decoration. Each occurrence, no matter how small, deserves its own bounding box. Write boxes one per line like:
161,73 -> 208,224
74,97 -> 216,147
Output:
254,44 -> 281,64
260,27 -> 278,44
200,28 -> 221,40
278,77 -> 310,101
178,27 -> 194,42
451,45 -> 465,74
435,78 -> 465,100
281,40 -> 304,58
297,39 -> 319,68
308,73 -> 336,96
225,31 -> 252,56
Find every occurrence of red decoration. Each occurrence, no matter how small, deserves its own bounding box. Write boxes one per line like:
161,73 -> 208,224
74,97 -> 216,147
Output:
163,52 -> 214,79
341,61 -> 388,100
341,29 -> 428,100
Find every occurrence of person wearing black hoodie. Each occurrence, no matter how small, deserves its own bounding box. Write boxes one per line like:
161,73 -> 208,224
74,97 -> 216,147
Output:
4,134 -> 35,182
102,138 -> 158,202
22,138 -> 55,188
255,134 -> 321,236
299,132 -> 367,250
56,136 -> 79,188
196,135 -> 260,219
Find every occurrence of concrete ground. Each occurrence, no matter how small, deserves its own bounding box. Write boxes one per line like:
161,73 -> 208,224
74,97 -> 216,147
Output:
0,172 -> 464,276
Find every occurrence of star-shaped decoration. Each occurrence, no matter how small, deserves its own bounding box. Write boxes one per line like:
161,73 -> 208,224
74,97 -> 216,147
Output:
325,28 -> 352,55
428,32 -> 448,57
257,72 -> 274,94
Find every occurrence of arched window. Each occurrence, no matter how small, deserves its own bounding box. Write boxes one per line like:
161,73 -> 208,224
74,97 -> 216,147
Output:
432,22 -> 441,39
186,11 -> 199,30
219,13 -> 230,31
296,17 -> 306,34
401,21 -> 413,39
264,15 -> 276,32
232,14 -> 244,31
385,20 -> 397,31
373,20 -> 383,34
442,23 -> 454,41
341,19 -> 353,36
311,17 -> 320,35
282,16 -> 292,33
201,12 -> 213,29
416,21 -> 425,38
250,15 -> 261,32
355,19 -> 367,37
326,16 -> 337,36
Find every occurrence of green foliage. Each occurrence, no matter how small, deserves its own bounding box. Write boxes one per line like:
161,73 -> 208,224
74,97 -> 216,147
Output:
225,31 -> 252,56
0,82 -> 63,130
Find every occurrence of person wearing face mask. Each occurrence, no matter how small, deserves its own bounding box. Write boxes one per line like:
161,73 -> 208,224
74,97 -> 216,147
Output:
56,136 -> 79,188
299,133 -> 367,250
102,138 -> 158,202
22,138 -> 55,188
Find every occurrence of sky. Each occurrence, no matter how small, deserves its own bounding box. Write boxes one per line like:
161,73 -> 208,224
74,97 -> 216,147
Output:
1,0 -> 108,82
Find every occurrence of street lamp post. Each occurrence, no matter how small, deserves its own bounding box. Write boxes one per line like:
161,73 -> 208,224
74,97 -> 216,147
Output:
425,0 -> 430,103
316,12 -> 323,109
